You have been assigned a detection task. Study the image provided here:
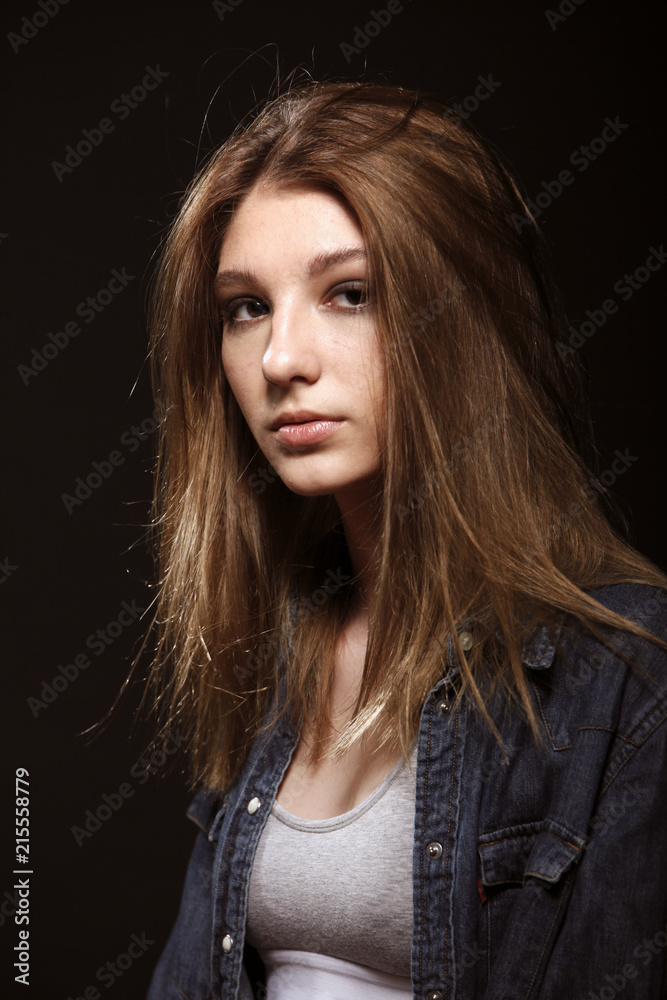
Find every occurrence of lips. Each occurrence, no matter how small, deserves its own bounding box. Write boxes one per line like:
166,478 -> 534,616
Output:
271,415 -> 345,447
269,410 -> 340,430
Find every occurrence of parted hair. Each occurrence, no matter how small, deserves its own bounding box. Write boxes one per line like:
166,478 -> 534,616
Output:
144,80 -> 666,792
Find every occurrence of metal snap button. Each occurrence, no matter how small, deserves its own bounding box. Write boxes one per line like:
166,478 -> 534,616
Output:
436,697 -> 450,716
426,841 -> 443,859
222,933 -> 233,953
247,796 -> 261,815
459,630 -> 473,651
426,991 -> 444,1000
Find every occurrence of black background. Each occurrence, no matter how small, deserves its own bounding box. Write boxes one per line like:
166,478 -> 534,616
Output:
2,0 -> 665,997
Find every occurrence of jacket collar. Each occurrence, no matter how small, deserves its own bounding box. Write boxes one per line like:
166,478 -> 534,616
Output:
446,622 -> 558,671
520,623 -> 559,669
289,595 -> 558,672
187,613 -> 560,828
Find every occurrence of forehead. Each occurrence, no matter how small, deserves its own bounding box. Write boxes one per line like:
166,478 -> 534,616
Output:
218,182 -> 364,264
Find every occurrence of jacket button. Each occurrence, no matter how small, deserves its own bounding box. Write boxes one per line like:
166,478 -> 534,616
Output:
222,933 -> 233,953
459,630 -> 473,651
247,797 -> 261,815
426,841 -> 443,859
436,697 -> 451,716
426,991 -> 444,1000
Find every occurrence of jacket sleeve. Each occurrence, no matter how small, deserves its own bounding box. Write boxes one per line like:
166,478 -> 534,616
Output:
145,790 -> 257,1000
146,815 -> 218,999
538,695 -> 667,998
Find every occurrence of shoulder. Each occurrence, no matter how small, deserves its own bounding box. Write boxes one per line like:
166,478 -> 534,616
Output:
570,581 -> 667,684
529,582 -> 667,764
551,580 -> 667,673
585,580 -> 667,632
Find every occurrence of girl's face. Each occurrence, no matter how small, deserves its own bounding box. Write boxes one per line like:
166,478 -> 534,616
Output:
217,183 -> 384,507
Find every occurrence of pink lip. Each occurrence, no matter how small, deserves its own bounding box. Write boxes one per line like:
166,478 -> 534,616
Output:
273,419 -> 344,447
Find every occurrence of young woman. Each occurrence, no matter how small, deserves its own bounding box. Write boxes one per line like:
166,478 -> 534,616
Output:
144,82 -> 667,999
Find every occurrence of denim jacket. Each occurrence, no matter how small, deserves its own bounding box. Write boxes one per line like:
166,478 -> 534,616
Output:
147,583 -> 667,999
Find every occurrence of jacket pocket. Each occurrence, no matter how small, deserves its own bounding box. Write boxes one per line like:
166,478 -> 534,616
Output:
476,820 -> 586,999
478,820 -> 583,888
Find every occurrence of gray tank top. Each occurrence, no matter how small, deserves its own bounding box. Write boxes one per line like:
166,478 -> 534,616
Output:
245,739 -> 418,976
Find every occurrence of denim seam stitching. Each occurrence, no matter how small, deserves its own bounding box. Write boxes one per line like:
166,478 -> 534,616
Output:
443,703 -> 460,992
418,697 -> 435,990
599,709 -> 667,797
522,872 -> 573,999
531,683 -> 572,751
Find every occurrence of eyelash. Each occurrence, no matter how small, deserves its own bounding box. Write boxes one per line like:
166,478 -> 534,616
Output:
219,281 -> 369,330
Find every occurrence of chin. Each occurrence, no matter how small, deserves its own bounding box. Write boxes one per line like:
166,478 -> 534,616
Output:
280,477 -> 345,497
279,468 -> 382,503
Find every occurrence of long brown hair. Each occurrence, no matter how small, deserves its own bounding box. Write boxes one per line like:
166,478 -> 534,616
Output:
144,80 -> 666,792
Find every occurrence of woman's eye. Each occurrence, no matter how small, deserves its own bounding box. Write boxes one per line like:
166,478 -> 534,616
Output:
219,284 -> 369,328
222,298 -> 270,326
329,283 -> 368,309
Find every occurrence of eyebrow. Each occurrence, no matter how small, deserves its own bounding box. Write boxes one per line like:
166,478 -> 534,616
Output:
214,245 -> 368,294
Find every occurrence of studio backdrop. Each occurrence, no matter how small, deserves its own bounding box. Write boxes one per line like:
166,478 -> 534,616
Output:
2,0 -> 665,996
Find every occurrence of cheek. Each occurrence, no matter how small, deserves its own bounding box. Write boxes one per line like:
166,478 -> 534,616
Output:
355,345 -> 385,418
220,340 -> 234,386
223,376 -> 269,450
222,347 -> 252,408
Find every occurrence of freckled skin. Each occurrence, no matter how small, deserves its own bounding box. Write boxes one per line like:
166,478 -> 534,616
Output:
218,183 -> 384,510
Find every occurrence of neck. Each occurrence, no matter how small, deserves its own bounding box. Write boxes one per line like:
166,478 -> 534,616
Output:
334,479 -> 382,613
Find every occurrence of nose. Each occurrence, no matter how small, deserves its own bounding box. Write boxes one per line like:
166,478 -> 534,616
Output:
261,301 -> 322,386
